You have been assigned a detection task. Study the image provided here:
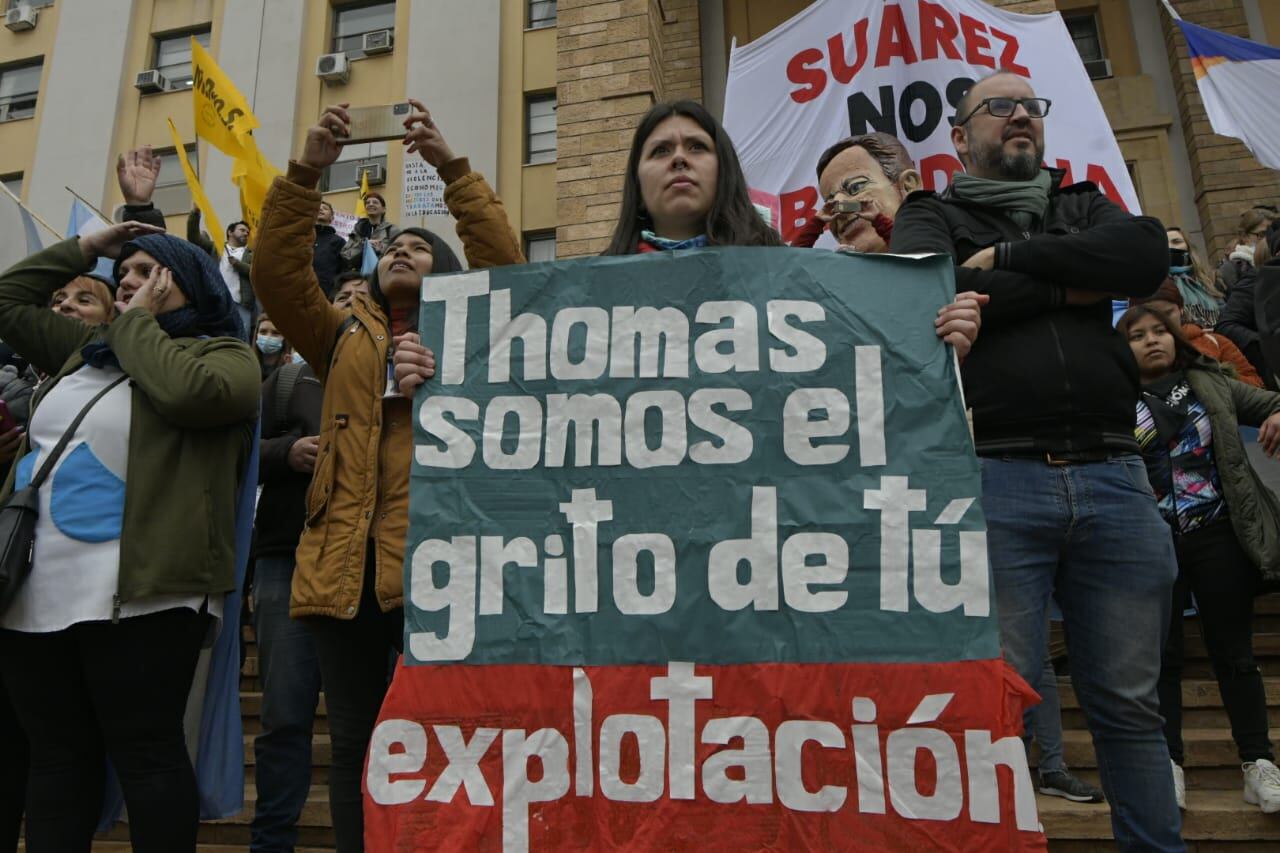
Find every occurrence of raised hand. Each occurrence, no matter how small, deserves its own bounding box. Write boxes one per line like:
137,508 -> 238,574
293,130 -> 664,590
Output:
301,104 -> 352,171
117,145 -> 163,205
79,220 -> 165,264
402,99 -> 457,169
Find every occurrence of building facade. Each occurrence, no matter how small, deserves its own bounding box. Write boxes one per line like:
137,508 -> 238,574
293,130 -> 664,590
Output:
0,0 -> 1277,265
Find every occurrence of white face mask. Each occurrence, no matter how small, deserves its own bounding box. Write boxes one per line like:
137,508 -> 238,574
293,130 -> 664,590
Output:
291,350 -> 306,365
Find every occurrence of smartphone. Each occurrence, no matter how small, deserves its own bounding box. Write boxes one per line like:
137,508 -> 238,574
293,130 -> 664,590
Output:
0,399 -> 16,435
341,103 -> 413,145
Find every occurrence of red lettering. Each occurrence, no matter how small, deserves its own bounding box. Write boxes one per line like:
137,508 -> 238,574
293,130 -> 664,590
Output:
960,15 -> 995,69
919,153 -> 965,192
786,48 -> 827,104
919,1 -> 962,61
828,19 -> 870,84
874,5 -> 919,68
989,27 -> 1031,76
1085,164 -> 1129,211
779,186 -> 819,243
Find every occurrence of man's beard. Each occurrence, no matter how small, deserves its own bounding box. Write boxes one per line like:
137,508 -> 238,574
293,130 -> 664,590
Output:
974,138 -> 1044,181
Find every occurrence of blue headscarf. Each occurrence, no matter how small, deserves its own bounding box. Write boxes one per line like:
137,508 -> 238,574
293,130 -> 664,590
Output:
112,234 -> 244,340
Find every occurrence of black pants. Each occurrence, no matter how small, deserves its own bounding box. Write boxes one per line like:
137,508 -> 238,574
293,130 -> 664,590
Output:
0,680 -> 27,853
307,550 -> 402,853
0,608 -> 207,853
1158,519 -> 1273,765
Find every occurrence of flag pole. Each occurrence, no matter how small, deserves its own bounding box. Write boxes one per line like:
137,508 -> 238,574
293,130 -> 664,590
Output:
64,186 -> 114,223
1159,0 -> 1182,21
0,182 -> 64,240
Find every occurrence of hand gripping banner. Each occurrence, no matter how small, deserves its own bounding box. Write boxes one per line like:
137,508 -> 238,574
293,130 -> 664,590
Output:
366,248 -> 1045,851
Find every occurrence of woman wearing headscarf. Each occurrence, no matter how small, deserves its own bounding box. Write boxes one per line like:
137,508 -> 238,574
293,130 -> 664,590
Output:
251,98 -> 522,852
0,223 -> 259,853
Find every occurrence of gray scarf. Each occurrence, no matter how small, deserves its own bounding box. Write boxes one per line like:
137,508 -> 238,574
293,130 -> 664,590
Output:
949,169 -> 1052,230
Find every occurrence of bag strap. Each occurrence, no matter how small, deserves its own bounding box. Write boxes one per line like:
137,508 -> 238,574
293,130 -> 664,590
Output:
28,375 -> 128,489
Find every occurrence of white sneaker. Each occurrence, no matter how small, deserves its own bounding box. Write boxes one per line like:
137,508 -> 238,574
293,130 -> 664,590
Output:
1171,760 -> 1186,811
1243,758 -> 1280,814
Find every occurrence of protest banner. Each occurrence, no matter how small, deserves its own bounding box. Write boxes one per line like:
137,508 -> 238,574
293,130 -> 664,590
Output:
722,0 -> 1138,245
403,158 -> 449,218
365,248 -> 1043,851
331,210 -> 357,240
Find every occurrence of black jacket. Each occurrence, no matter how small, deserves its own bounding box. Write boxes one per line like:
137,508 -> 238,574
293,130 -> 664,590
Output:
254,362 -> 323,558
890,171 -> 1167,455
1216,268 -> 1271,384
1256,259 -> 1280,389
313,224 -> 346,299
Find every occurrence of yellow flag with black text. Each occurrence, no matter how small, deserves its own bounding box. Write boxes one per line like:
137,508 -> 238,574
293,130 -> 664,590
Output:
167,118 -> 223,255
191,37 -> 258,159
354,168 -> 370,219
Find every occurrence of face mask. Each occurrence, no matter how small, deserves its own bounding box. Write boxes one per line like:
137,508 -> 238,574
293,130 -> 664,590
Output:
1169,248 -> 1190,269
256,335 -> 284,355
291,350 -> 306,365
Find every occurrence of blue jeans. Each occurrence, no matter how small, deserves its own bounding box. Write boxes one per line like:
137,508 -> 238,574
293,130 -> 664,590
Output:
1027,651 -> 1066,774
251,555 -> 323,853
982,456 -> 1183,852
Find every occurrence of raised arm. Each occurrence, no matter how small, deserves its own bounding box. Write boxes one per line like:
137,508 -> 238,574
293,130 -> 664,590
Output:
0,239 -> 99,375
251,105 -> 352,377
402,98 -> 525,269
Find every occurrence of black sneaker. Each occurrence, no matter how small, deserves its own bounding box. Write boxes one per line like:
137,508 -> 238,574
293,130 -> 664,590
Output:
1038,770 -> 1105,803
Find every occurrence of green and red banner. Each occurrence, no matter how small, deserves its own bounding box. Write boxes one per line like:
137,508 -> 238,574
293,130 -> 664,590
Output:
366,248 -> 1045,851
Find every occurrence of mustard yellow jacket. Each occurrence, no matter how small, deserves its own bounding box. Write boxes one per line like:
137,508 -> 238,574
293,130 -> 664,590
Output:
252,157 -> 523,619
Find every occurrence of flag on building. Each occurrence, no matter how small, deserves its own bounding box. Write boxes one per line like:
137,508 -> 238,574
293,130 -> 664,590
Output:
0,185 -> 58,272
1176,18 -> 1280,169
65,196 -> 117,283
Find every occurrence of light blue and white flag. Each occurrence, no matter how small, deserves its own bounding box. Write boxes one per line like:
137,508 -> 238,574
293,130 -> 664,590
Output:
0,186 -> 58,272
1176,17 -> 1280,170
66,197 -> 118,283
360,237 -> 379,277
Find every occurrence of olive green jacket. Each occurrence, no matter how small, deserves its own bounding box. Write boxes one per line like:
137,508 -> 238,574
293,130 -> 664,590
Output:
1182,359 -> 1280,581
0,238 -> 260,606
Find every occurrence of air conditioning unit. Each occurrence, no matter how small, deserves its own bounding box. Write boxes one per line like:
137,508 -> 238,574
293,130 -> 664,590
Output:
134,69 -> 169,94
316,52 -> 350,84
1084,58 -> 1113,81
361,163 -> 386,186
362,29 -> 393,55
4,6 -> 37,32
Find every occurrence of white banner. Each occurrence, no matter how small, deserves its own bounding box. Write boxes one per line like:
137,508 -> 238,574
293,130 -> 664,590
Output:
722,0 -> 1139,245
331,210 -> 357,240
403,159 -> 448,218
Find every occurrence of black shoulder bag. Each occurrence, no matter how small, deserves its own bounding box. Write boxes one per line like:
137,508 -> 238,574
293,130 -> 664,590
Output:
0,375 -> 128,613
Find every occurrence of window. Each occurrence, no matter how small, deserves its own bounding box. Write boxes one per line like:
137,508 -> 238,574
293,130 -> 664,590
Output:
0,173 -> 21,200
525,231 -> 556,263
153,29 -> 211,90
5,0 -> 55,10
152,146 -> 198,215
1063,13 -> 1111,79
0,61 -> 41,122
528,0 -> 556,29
333,1 -> 395,54
323,141 -> 388,192
526,95 -> 556,165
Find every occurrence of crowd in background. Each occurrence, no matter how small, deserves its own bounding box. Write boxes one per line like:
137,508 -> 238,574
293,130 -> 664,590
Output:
0,69 -> 1279,853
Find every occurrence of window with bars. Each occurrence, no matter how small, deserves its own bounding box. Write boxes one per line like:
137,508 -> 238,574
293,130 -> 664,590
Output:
525,231 -> 556,263
152,146 -> 198,215
528,0 -> 556,29
333,1 -> 395,54
0,61 -> 41,123
154,29 -> 211,90
323,141 -> 388,192
526,95 -> 556,165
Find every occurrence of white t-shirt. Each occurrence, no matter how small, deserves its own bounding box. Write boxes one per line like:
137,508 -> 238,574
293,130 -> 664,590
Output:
0,364 -> 222,632
220,245 -> 247,304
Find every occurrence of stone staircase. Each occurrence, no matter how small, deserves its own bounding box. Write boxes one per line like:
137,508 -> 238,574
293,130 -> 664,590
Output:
72,595 -> 1280,850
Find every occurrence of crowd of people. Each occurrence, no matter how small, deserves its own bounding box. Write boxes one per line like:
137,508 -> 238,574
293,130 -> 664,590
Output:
0,68 -> 1278,853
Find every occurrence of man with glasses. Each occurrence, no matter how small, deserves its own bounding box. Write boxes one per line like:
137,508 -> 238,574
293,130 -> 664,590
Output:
891,71 -> 1183,851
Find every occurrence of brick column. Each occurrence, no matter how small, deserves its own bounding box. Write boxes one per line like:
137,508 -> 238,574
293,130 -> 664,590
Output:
555,0 -> 702,257
1162,0 -> 1280,260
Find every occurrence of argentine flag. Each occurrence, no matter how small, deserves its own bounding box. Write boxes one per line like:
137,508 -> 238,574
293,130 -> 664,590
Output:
1177,18 -> 1280,170
0,186 -> 57,272
66,197 -> 119,284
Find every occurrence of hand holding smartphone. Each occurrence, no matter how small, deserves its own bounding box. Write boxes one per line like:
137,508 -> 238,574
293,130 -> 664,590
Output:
339,103 -> 413,145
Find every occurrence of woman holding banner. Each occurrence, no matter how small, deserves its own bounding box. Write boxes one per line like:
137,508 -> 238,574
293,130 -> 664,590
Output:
251,99 -> 523,852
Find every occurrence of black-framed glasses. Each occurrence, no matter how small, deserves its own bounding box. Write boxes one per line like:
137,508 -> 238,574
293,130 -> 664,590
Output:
956,97 -> 1052,125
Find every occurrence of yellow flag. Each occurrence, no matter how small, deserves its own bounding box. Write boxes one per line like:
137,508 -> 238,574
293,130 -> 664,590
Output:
166,118 -> 223,255
191,37 -> 258,159
230,143 -> 280,235
354,168 -> 370,219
